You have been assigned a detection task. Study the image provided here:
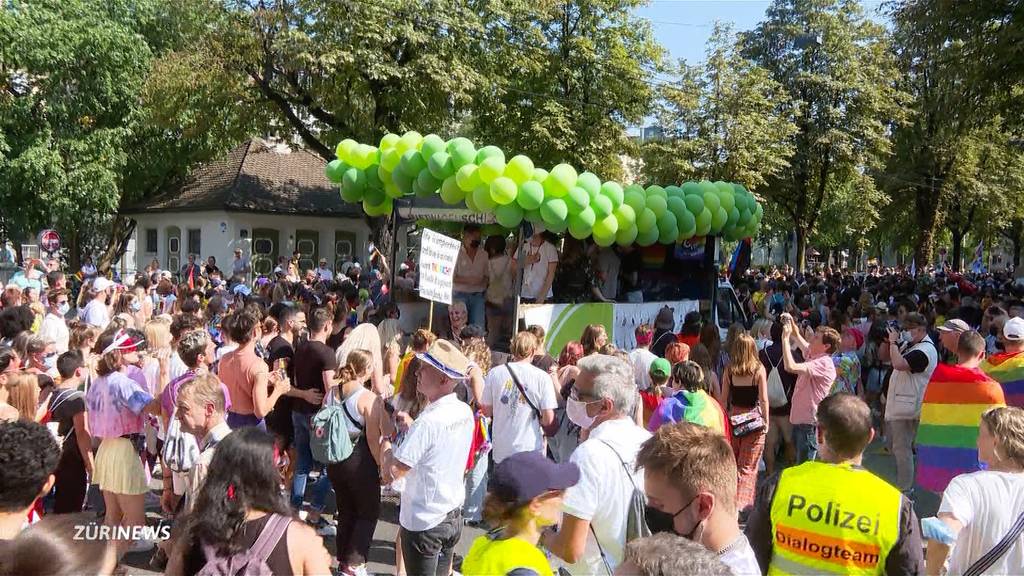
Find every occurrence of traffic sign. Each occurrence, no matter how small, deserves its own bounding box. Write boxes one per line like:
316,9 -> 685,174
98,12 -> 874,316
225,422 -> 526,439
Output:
39,229 -> 61,253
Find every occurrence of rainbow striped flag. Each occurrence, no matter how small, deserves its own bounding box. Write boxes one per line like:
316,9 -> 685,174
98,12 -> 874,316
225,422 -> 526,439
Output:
647,389 -> 727,435
980,351 -> 1024,409
916,363 -> 1005,493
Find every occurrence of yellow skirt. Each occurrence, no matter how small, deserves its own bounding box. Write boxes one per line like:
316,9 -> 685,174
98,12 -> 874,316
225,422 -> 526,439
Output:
94,437 -> 149,496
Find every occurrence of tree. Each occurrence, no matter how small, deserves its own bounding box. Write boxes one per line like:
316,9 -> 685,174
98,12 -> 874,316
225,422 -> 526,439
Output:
742,0 -> 905,271
639,23 -> 796,190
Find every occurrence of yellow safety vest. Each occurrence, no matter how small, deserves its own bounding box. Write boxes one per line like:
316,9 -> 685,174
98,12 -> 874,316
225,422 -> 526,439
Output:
768,461 -> 901,575
461,534 -> 553,576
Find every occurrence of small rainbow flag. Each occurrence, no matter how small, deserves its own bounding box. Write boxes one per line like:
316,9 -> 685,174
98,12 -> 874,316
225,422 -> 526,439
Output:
647,389 -> 727,435
980,351 -> 1024,409
916,363 -> 1005,493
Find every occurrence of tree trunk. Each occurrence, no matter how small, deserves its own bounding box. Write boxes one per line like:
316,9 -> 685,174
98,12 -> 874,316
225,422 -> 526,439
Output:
68,229 -> 80,272
97,216 -> 136,274
794,227 -> 807,272
914,183 -> 941,270
951,232 -> 964,273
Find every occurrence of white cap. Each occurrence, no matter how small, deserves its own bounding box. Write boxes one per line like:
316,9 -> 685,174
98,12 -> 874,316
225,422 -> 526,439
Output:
91,277 -> 114,293
1004,317 -> 1024,341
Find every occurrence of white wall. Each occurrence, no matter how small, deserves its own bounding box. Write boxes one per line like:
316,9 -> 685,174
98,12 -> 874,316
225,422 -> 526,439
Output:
131,211 -> 370,278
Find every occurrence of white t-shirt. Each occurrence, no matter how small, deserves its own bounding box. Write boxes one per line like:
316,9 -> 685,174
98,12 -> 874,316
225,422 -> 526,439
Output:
39,313 -> 69,354
82,299 -> 109,329
939,470 -> 1024,575
482,362 -> 558,463
596,247 -> 620,300
719,534 -> 761,576
521,241 -> 559,300
629,347 -> 657,391
317,267 -> 333,282
394,393 -> 475,532
560,417 -> 652,574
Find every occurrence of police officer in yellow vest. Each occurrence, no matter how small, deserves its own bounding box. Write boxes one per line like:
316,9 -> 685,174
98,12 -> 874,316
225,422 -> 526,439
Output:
462,450 -> 580,576
745,394 -> 925,574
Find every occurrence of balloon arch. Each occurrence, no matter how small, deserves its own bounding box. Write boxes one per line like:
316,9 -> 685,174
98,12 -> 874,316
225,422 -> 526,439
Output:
325,132 -> 763,246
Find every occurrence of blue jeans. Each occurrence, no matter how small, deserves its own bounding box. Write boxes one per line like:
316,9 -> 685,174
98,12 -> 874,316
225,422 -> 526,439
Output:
290,411 -> 332,512
453,290 -> 486,329
463,451 -> 489,523
792,423 -> 818,464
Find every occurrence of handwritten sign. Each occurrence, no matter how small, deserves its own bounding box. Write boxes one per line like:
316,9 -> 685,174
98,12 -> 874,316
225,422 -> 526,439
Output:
418,229 -> 461,305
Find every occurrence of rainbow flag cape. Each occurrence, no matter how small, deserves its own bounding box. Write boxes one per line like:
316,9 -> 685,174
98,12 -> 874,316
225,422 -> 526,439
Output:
647,389 -> 727,435
916,363 -> 1005,493
980,351 -> 1024,409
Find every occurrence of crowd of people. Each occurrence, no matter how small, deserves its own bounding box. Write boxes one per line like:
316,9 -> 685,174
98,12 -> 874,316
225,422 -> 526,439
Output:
1,239 -> 1024,576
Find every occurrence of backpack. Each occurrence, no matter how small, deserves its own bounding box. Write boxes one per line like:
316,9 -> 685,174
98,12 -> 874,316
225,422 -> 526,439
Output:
765,350 -> 788,408
162,405 -> 201,473
196,513 -> 290,576
310,390 -> 363,465
43,388 -> 81,443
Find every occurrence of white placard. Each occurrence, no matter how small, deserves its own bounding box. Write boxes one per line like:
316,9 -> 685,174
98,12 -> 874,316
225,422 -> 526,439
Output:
418,229 -> 462,305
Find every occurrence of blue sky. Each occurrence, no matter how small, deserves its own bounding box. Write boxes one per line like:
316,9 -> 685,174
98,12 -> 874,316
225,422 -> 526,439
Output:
636,0 -> 889,65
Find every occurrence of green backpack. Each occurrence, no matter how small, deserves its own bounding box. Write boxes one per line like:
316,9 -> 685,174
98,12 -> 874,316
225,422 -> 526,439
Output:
310,392 -> 363,464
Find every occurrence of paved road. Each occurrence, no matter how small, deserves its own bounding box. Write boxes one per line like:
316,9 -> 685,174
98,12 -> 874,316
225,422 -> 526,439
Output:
115,438 -> 935,575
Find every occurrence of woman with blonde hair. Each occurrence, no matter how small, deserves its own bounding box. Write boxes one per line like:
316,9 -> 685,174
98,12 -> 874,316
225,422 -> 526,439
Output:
377,317 -> 404,390
336,323 -> 385,397
719,333 -> 768,512
926,406 -> 1024,575
751,318 -> 772,350
3,372 -> 42,422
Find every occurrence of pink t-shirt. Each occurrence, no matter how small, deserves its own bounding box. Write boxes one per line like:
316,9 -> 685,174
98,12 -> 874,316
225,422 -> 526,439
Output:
789,354 -> 837,426
86,371 -> 153,438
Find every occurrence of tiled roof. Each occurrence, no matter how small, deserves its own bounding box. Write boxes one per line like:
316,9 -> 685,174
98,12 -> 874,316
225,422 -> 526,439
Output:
120,138 -> 361,217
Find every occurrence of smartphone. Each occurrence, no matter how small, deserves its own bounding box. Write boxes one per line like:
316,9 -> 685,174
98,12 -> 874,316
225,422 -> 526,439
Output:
275,358 -> 287,380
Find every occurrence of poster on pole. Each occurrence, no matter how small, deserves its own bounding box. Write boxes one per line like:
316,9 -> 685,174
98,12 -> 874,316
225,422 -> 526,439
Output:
418,229 -> 461,305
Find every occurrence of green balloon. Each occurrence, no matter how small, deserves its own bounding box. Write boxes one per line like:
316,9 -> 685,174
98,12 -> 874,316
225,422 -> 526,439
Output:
711,207 -> 728,233
450,142 -> 477,169
335,139 -> 358,163
524,209 -> 543,223
532,168 -> 549,182
363,197 -> 392,217
364,186 -> 386,207
400,150 -> 426,178
568,218 -> 591,240
540,198 -> 569,227
678,216 -> 697,241
755,203 -> 764,219
592,195 -> 613,220
473,184 -> 498,212
340,184 -> 362,203
600,182 -> 624,209
478,157 -> 506,184
349,144 -> 377,170
465,189 -> 479,212
419,134 -> 446,160
547,164 -> 577,197
381,148 -> 402,172
614,204 -> 636,229
379,133 -> 400,151
676,205 -> 696,233
427,151 -> 454,180
391,168 -> 414,195
495,203 -> 524,228
490,177 -> 518,205
365,165 -> 382,190
342,167 -> 366,194
593,230 -> 616,247
504,155 -> 535,185
665,185 -> 683,198
384,180 -> 403,199
570,206 -> 597,229
396,131 -> 422,154
577,172 -> 601,197
657,211 -> 677,236
517,181 -> 544,211
682,182 -> 702,196
719,190 -> 736,214
667,196 -> 687,222
697,180 -> 718,195
636,225 -> 660,247
714,180 -> 733,196
727,207 -> 740,228
624,190 -> 646,214
475,145 -> 505,165
695,208 -> 713,236
326,159 -> 347,183
637,208 -> 657,231
594,214 -> 619,238
416,170 -> 441,196
546,219 -> 569,234
703,191 -> 721,213
738,208 -> 752,226
377,164 -> 391,184
440,175 -> 465,205
456,164 -> 481,192
565,186 -> 590,215
646,185 -> 667,199
446,137 -> 472,154
646,195 -> 668,218
616,224 -> 638,246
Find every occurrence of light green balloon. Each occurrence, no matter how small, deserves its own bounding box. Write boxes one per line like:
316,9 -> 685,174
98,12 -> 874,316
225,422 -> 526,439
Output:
616,224 -> 638,246
703,191 -> 721,213
565,186 -> 590,215
450,142 -> 477,169
504,155 -> 535,185
475,145 -> 505,165
547,164 -> 577,197
570,206 -> 597,229
714,180 -> 734,196
624,190 -> 646,215
711,207 -> 728,233
473,184 -> 498,212
396,131 -> 422,154
490,177 -> 518,205
593,230 -> 616,247
600,182 -> 624,209
495,203 -> 524,228
540,198 -> 569,227
465,189 -> 479,212
456,164 -> 481,192
592,195 -> 613,220
363,197 -> 393,217
379,133 -> 400,151
594,214 -> 619,238
646,195 -> 668,218
419,134 -> 446,160
440,175 -> 465,204
336,139 -> 358,163
384,180 -> 403,199
446,137 -> 472,154
427,151 -> 454,180
682,181 -> 702,196
636,225 -> 660,247
614,204 -> 636,229
646,185 -> 667,199
381,148 -> 402,172
532,168 -> 549,182
568,218 -> 591,240
637,208 -> 657,231
350,144 -> 378,170
695,208 -> 713,236
718,189 -> 736,213
400,150 -> 426,178
478,157 -> 506,184
517,181 -> 544,211
376,165 -> 391,185
577,172 -> 601,197
524,209 -> 543,223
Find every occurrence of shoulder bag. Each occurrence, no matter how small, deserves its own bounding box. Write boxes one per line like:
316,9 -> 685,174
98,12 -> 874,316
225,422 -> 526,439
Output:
506,363 -> 559,437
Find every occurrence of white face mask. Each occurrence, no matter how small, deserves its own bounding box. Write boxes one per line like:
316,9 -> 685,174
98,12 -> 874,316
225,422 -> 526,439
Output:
566,397 -> 597,430
900,330 -> 912,344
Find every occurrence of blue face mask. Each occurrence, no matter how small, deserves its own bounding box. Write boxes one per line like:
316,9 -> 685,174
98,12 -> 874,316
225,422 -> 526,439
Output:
57,303 -> 70,316
43,354 -> 57,370
131,301 -> 142,312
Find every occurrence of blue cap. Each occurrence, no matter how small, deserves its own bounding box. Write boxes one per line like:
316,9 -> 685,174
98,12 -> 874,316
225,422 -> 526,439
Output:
233,284 -> 252,297
488,451 -> 580,505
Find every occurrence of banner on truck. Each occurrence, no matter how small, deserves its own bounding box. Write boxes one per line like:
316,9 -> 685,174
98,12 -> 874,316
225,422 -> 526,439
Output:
418,229 -> 461,305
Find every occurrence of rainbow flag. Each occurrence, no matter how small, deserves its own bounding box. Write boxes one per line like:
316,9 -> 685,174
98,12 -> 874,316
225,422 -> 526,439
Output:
916,363 -> 1005,493
647,389 -> 727,435
980,351 -> 1024,409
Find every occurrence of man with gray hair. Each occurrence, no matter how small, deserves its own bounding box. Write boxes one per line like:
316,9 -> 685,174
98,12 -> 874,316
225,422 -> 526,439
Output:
544,354 -> 652,573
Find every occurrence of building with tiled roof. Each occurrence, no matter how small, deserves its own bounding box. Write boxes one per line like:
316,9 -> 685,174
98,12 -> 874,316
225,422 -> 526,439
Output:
121,138 -> 370,278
